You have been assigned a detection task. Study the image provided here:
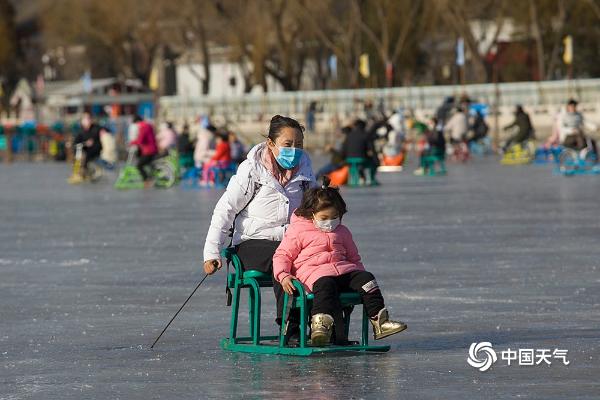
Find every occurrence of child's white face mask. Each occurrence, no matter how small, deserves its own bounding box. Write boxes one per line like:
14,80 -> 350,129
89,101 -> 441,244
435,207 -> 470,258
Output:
313,217 -> 340,232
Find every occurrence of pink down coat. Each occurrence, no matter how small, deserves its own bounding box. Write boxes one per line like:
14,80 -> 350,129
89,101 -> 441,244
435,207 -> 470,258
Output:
273,213 -> 365,291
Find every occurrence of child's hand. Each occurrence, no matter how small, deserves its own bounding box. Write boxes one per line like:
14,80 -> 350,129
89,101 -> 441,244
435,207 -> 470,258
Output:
203,259 -> 221,275
281,276 -> 297,295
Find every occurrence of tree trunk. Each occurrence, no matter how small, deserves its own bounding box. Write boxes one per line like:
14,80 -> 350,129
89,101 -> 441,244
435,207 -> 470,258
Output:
529,1 -> 545,81
199,24 -> 211,95
545,1 -> 567,80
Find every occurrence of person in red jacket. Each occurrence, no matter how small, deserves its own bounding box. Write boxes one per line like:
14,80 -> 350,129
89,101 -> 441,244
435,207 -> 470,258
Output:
201,131 -> 231,186
129,117 -> 158,186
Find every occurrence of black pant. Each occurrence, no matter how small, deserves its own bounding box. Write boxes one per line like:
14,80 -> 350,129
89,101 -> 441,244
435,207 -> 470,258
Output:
137,153 -> 155,181
563,134 -> 586,151
83,146 -> 101,170
311,271 -> 385,319
235,239 -> 291,325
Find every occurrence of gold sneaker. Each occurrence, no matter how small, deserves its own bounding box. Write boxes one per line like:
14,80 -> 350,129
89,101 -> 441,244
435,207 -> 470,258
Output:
68,174 -> 84,185
310,313 -> 334,346
370,308 -> 407,340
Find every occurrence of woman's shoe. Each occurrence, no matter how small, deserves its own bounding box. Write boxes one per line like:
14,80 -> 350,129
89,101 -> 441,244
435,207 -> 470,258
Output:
370,308 -> 407,340
310,313 -> 334,346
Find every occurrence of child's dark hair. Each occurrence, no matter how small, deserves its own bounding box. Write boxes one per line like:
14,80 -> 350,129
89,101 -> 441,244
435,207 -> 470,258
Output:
267,115 -> 305,142
294,176 -> 347,219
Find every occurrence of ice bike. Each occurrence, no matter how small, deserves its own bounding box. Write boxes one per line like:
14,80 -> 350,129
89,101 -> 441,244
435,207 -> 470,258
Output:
556,138 -> 599,176
114,148 -> 178,189
68,143 -> 105,184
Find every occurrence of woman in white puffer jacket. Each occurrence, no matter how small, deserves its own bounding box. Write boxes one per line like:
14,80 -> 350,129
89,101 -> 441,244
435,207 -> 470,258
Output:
203,115 -> 316,326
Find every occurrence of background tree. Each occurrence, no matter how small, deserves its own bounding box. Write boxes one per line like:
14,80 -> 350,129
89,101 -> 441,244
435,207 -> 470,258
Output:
32,0 -> 600,91
0,0 -> 18,106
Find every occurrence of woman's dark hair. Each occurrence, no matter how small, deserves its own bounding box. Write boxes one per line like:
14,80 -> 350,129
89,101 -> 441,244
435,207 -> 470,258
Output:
294,176 -> 347,219
267,115 -> 305,142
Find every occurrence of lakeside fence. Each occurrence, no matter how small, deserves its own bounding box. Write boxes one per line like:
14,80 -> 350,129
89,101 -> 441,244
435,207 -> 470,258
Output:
161,78 -> 600,121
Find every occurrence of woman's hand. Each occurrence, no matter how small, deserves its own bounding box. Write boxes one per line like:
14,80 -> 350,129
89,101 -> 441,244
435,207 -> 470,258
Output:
281,276 -> 298,295
203,259 -> 222,275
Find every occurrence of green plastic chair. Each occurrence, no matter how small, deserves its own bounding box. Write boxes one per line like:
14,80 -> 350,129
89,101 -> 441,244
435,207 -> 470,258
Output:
346,157 -> 365,187
421,152 -> 447,176
220,247 -> 390,356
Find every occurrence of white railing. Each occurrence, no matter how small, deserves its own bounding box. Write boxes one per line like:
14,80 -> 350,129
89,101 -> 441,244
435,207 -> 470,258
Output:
161,78 -> 600,121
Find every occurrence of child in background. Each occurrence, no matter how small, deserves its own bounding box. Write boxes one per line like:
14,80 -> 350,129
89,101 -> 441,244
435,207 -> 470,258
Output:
201,132 -> 231,186
99,127 -> 117,169
156,122 -> 177,155
273,177 -> 407,345
414,119 -> 445,175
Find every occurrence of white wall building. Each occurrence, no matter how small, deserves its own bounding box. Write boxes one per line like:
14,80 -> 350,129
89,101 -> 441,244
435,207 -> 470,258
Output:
176,61 -> 284,98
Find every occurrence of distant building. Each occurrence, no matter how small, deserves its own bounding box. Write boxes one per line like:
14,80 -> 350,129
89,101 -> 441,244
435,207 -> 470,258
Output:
175,45 -> 322,98
33,78 -> 154,124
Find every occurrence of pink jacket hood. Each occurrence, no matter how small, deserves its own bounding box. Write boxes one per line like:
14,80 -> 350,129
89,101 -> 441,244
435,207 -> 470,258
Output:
273,213 -> 365,291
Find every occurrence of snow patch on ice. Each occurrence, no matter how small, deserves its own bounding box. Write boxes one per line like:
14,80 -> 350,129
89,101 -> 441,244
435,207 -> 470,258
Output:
387,292 -> 515,304
59,258 -> 91,267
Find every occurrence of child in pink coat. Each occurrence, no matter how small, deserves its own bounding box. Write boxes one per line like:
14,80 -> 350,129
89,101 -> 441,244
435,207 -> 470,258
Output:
273,177 -> 407,345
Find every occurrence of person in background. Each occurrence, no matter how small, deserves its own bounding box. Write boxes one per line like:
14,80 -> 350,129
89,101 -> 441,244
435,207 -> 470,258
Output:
503,105 -> 534,152
194,123 -> 215,169
468,110 -> 489,144
316,126 -> 349,179
177,123 -> 195,168
200,131 -> 231,186
435,96 -> 455,126
551,99 -> 598,155
444,106 -> 468,145
99,126 -> 117,169
157,121 -> 177,155
127,115 -> 141,143
306,101 -> 317,133
413,119 -> 446,175
342,119 -> 380,185
73,112 -> 102,179
228,132 -> 246,166
129,118 -> 158,188
342,120 -> 370,160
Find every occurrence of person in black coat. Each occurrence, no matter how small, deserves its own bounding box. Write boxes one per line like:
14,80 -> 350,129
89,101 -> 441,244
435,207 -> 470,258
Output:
503,105 -> 534,151
342,119 -> 383,185
74,112 -> 102,173
342,119 -> 369,159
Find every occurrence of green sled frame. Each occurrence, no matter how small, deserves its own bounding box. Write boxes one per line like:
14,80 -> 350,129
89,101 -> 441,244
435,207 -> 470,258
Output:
219,247 -> 390,356
114,150 -> 179,190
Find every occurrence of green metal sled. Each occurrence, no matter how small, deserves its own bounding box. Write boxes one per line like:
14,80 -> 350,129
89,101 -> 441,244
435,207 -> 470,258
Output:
219,247 -> 390,356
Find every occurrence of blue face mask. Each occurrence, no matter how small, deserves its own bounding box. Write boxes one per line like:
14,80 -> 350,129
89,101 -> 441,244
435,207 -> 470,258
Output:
275,146 -> 302,169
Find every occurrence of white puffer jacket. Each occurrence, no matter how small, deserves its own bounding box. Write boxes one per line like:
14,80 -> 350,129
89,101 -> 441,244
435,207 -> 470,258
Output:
203,142 -> 316,261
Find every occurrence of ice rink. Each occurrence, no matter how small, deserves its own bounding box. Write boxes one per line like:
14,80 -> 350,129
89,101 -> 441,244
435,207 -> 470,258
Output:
1,157 -> 599,399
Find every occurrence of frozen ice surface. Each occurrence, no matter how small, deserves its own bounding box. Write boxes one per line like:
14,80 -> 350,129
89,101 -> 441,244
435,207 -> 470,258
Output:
0,158 -> 599,399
